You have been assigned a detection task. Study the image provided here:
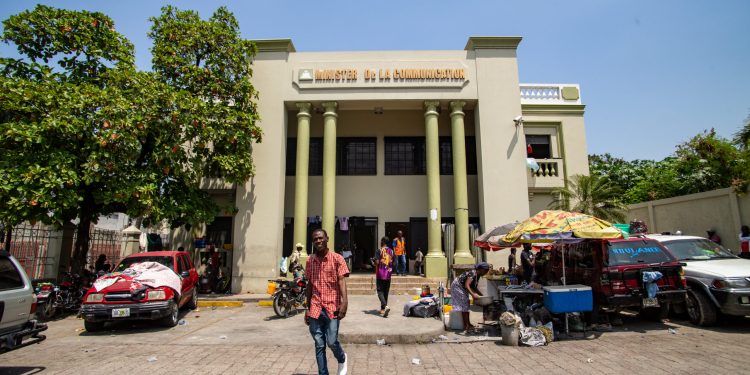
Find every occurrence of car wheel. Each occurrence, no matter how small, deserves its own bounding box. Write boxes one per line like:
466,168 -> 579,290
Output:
161,300 -> 179,327
686,289 -> 717,326
187,287 -> 198,310
84,319 -> 105,332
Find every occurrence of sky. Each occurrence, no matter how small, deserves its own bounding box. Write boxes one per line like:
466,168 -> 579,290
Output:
1,0 -> 748,161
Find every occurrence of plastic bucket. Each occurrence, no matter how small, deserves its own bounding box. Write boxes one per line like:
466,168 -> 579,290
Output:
443,304 -> 453,313
267,281 -> 277,295
449,310 -> 464,330
501,325 -> 520,346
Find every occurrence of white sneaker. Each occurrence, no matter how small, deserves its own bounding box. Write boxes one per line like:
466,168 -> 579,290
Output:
337,353 -> 347,375
383,306 -> 390,318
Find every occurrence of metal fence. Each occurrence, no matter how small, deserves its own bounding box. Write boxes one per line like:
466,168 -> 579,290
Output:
74,226 -> 122,271
6,222 -> 57,279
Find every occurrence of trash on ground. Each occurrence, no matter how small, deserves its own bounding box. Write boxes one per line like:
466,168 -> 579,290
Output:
219,335 -> 227,339
211,306 -> 217,310
668,328 -> 678,334
147,356 -> 157,362
587,358 -> 593,363
178,319 -> 187,326
438,335 -> 448,340
411,358 -> 421,365
376,339 -> 386,345
81,348 -> 96,353
194,308 -> 201,312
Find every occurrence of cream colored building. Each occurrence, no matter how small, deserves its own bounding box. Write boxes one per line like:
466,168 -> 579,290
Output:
172,36 -> 590,294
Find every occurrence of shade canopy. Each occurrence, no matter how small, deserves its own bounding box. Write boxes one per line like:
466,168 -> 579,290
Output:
473,221 -> 520,250
501,210 -> 623,244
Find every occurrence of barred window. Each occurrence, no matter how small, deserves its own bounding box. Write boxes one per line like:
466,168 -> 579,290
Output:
337,138 -> 376,175
385,137 -> 425,175
286,138 -> 324,176
439,137 -> 478,175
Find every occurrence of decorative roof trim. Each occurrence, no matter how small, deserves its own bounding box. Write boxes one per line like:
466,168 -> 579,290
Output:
252,39 -> 296,53
521,104 -> 586,115
464,36 -> 522,51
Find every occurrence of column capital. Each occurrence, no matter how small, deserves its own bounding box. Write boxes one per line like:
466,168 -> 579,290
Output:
424,100 -> 440,117
322,101 -> 338,118
296,102 -> 312,118
449,101 -> 466,117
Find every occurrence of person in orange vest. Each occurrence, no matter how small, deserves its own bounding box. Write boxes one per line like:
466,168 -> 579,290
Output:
392,231 -> 407,276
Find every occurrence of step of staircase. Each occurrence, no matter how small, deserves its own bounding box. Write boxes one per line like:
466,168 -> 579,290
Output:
345,275 -> 446,296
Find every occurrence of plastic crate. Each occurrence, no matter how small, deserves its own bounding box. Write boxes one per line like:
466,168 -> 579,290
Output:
543,285 -> 593,314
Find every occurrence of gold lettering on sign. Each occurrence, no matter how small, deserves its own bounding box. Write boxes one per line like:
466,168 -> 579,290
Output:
391,68 -> 465,80
310,67 -> 465,83
315,69 -> 358,82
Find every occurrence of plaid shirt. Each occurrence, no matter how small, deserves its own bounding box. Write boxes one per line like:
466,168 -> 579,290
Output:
306,250 -> 349,319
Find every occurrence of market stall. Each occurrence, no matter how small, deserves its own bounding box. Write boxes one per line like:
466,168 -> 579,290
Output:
472,210 -> 624,344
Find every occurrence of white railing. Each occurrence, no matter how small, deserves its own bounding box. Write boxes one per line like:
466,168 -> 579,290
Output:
520,84 -> 581,104
527,158 -> 565,189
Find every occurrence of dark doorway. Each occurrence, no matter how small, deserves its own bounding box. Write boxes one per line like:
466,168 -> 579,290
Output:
409,218 -> 428,260
348,217 -> 377,273
385,222 -> 410,255
206,217 -> 232,248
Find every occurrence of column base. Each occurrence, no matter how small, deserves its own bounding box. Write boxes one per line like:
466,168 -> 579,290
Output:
453,253 -> 475,265
424,255 -> 448,278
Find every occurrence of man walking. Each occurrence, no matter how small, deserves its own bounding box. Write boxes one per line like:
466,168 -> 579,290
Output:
520,243 -> 535,284
305,229 -> 349,375
392,230 -> 407,276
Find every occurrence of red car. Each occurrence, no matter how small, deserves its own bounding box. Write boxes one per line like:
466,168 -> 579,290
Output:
80,251 -> 199,331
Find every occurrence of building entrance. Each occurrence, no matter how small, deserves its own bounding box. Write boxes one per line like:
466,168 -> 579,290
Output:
346,217 -> 377,273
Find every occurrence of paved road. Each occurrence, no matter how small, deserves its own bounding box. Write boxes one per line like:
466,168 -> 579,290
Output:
2,303 -> 750,375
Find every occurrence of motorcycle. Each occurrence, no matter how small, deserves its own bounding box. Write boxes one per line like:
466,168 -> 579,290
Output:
269,275 -> 307,318
198,268 -> 230,294
33,281 -> 58,320
55,271 -> 90,313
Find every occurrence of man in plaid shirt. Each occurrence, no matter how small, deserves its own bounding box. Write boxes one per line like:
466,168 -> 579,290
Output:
305,228 -> 349,375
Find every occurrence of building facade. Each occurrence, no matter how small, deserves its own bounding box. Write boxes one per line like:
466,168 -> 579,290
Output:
171,36 -> 590,293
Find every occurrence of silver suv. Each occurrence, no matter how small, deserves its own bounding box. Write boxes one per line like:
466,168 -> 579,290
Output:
1,250 -> 47,352
648,235 -> 750,326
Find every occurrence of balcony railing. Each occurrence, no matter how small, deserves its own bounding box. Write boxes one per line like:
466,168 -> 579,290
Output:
527,158 -> 565,189
520,84 -> 581,105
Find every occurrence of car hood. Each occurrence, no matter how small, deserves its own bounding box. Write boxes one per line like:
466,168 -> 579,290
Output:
684,258 -> 750,278
88,278 -> 147,294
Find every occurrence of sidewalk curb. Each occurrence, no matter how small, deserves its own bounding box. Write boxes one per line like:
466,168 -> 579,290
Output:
339,323 -> 447,344
197,300 -> 244,307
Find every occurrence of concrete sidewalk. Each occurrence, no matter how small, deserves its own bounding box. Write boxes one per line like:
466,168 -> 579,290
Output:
198,293 -> 486,344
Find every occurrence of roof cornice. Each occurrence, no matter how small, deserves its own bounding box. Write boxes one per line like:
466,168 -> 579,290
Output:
521,104 -> 586,115
464,36 -> 523,51
252,39 -> 296,53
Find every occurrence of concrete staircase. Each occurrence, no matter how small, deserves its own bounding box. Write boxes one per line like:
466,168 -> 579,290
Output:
347,274 -> 447,296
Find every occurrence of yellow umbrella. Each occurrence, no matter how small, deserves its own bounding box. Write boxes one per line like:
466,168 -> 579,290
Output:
502,210 -> 622,244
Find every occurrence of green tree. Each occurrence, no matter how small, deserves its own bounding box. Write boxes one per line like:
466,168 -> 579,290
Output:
548,174 -> 628,222
733,112 -> 750,148
0,5 -> 260,272
674,129 -> 748,195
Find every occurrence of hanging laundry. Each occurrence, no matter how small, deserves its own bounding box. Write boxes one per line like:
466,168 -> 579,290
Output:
340,217 -> 349,231
642,271 -> 663,299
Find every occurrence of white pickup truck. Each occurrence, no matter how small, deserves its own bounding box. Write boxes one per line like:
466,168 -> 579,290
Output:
1,250 -> 47,352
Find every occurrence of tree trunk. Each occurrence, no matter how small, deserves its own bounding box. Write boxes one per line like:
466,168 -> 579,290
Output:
70,188 -> 97,274
70,216 -> 92,274
3,226 -> 10,252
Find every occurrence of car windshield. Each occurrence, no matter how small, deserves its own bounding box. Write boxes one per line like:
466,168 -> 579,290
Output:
115,256 -> 174,272
661,239 -> 736,261
607,240 -> 674,266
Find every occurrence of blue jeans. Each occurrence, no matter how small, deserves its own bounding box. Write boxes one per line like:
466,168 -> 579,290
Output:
396,254 -> 407,274
309,308 -> 346,375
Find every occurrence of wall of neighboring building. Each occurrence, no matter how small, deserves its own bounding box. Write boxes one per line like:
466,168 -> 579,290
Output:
528,193 -> 554,216
627,188 -> 745,253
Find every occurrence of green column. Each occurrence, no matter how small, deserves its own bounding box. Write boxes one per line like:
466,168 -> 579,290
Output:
322,102 -> 338,249
450,101 -> 473,264
294,103 -> 312,264
424,101 -> 447,278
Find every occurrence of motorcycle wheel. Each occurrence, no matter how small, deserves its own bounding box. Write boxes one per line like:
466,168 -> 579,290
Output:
39,301 -> 56,321
212,277 -> 230,294
273,292 -> 294,318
